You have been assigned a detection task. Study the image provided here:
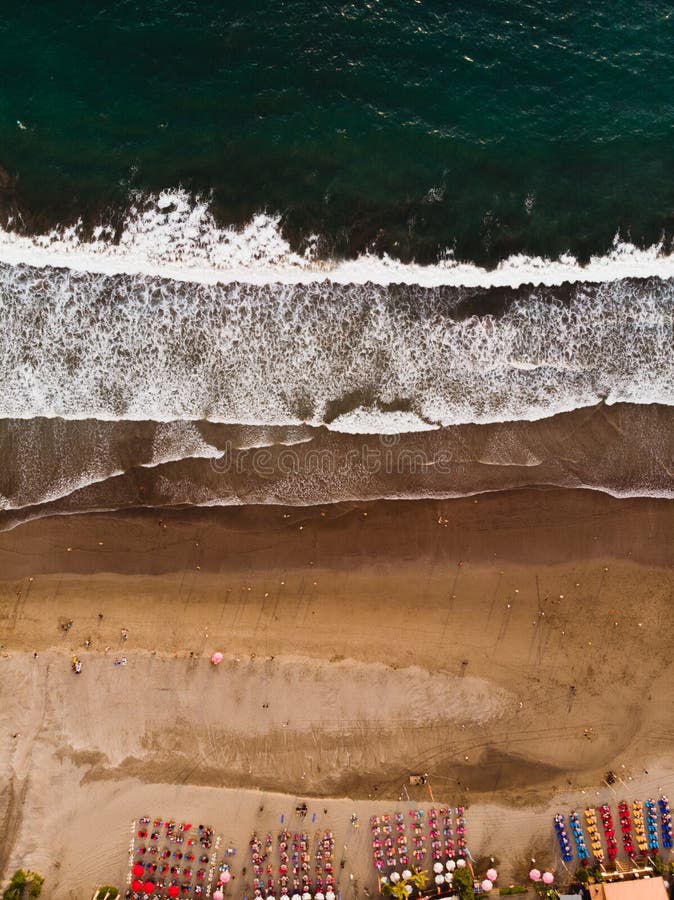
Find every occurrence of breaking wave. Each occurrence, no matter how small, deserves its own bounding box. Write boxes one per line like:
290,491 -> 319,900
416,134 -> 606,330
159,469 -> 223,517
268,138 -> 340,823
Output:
2,189 -> 674,289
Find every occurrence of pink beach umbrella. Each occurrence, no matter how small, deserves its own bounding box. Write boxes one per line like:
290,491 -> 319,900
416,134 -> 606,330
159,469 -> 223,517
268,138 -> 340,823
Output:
481,881 -> 493,892
220,871 -> 231,884
529,870 -> 542,882
542,873 -> 554,885
487,869 -> 498,883
211,651 -> 224,665
213,891 -> 224,900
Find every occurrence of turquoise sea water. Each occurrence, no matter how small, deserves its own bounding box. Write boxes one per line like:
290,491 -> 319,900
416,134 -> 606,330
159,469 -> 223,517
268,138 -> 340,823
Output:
1,1 -> 674,263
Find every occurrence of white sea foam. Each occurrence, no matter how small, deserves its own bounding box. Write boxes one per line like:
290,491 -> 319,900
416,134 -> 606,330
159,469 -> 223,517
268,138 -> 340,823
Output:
1,189 -> 674,288
1,262 -> 673,432
1,420 -> 223,511
328,408 -> 439,434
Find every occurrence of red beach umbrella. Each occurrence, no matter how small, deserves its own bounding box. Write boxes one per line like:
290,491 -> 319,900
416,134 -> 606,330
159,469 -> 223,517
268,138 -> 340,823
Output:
132,880 -> 143,892
169,886 -> 180,898
144,882 -> 156,893
133,864 -> 145,877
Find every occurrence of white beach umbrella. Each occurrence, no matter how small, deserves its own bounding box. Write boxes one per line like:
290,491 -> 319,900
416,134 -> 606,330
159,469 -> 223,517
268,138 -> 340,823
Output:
315,893 -> 325,900
435,875 -> 445,885
433,863 -> 444,874
292,894 -> 301,900
402,870 -> 412,881
444,874 -> 453,883
302,892 -> 311,900
456,859 -> 467,868
446,860 -> 456,871
326,892 -> 336,900
405,887 -> 413,895
390,873 -> 401,883
280,895 -> 290,900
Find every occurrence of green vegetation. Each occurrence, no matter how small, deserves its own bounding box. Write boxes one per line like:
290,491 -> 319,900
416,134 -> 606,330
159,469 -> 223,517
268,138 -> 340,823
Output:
95,887 -> 120,900
451,866 -> 475,900
381,881 -> 409,900
499,888 -> 528,896
2,870 -> 44,900
650,857 -> 665,876
409,868 -> 429,892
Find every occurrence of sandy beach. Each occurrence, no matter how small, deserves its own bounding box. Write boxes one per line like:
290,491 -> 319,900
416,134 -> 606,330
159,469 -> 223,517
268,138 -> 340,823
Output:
1,489 -> 673,896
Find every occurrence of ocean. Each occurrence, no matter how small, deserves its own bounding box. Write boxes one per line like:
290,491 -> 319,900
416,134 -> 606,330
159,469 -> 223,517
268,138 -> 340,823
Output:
1,1 -> 673,527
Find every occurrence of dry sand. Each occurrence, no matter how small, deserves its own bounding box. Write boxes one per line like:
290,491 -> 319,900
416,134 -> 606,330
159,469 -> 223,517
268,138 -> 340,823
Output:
1,489 -> 673,897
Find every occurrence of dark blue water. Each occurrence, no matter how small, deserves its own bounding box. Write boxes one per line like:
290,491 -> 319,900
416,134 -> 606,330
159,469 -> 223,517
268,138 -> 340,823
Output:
1,1 -> 674,263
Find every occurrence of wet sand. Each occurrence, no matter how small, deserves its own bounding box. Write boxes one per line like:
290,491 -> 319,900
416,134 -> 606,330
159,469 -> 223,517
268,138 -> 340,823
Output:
3,403 -> 674,529
1,489 -> 673,896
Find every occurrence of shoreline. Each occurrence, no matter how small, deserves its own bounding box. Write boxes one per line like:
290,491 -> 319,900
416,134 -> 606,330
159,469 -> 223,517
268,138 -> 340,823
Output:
3,404 -> 674,530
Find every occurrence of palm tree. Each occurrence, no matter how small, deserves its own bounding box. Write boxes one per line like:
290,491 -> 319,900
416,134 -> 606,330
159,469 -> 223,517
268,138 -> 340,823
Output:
409,868 -> 429,892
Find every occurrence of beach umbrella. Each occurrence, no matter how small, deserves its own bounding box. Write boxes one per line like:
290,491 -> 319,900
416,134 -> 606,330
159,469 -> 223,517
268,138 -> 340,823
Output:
280,895 -> 290,900
144,882 -> 156,894
132,880 -> 143,893
402,870 -> 412,880
315,892 -> 325,900
446,861 -> 456,872
213,892 -> 224,900
292,894 -> 302,900
435,875 -> 444,885
133,864 -> 145,877
220,871 -> 232,883
444,874 -> 453,884
211,651 -> 224,665
542,873 -> 554,885
529,870 -> 541,882
481,881 -> 493,892
405,887 -> 413,895
390,873 -> 401,883
487,870 -> 497,882
433,863 -> 444,874
302,892 -> 311,900
325,892 -> 335,900
169,887 -> 180,898
456,860 -> 466,869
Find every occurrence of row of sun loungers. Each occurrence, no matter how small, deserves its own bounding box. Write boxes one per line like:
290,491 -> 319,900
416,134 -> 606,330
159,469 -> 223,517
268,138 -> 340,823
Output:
553,814 -> 573,862
429,807 -> 455,861
250,830 -> 336,898
659,796 -> 672,848
131,820 -> 219,898
371,808 -> 467,872
555,797 -> 671,863
599,805 -> 618,862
